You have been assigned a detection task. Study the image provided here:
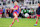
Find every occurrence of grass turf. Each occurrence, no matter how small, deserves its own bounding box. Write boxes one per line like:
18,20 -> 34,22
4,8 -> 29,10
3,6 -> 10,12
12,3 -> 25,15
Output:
0,18 -> 40,27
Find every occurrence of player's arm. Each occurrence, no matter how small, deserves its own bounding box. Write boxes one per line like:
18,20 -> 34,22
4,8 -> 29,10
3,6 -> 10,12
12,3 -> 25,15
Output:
11,6 -> 18,10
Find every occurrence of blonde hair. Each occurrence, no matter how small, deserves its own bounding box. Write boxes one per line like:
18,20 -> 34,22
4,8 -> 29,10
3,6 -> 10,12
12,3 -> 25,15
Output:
14,1 -> 18,4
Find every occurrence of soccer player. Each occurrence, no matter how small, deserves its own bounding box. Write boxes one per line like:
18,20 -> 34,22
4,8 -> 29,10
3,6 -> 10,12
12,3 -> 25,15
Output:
9,1 -> 19,27
34,2 -> 40,26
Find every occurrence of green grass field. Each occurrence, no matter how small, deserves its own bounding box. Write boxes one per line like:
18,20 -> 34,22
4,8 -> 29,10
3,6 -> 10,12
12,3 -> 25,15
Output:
0,18 -> 40,27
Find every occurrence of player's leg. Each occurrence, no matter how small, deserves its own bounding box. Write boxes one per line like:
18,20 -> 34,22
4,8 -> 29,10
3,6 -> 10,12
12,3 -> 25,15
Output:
9,18 -> 16,27
35,16 -> 39,26
9,13 -> 19,27
10,17 -> 16,26
10,13 -> 19,26
14,12 -> 19,22
9,13 -> 16,27
15,14 -> 19,22
34,16 -> 39,26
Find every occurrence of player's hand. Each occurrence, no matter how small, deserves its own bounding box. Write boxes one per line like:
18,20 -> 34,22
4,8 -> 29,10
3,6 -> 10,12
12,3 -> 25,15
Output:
10,8 -> 12,9
11,8 -> 14,9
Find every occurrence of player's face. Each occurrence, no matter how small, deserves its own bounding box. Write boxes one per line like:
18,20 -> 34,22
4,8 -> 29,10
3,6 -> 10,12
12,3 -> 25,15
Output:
14,2 -> 17,5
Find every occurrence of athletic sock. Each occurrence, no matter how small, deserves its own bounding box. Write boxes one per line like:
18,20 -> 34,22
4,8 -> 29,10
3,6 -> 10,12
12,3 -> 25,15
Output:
16,18 -> 18,20
12,19 -> 15,25
16,18 -> 19,22
36,21 -> 37,24
12,22 -> 13,25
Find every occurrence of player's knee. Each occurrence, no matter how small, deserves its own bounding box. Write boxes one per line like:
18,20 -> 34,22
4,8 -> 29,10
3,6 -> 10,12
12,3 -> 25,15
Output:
14,16 -> 17,18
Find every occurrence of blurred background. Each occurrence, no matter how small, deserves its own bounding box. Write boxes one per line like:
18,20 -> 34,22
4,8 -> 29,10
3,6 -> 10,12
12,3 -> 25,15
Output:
0,0 -> 40,18
0,0 -> 40,27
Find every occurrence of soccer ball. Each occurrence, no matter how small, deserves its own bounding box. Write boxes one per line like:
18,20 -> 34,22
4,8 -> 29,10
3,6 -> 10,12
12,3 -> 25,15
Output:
25,13 -> 29,17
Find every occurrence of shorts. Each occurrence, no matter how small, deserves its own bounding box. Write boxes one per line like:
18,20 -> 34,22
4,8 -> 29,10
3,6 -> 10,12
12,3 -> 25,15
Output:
37,14 -> 40,17
13,12 -> 19,15
0,13 -> 2,14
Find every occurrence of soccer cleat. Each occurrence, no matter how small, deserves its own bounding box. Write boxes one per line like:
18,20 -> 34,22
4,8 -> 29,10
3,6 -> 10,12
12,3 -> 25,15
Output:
34,24 -> 37,26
